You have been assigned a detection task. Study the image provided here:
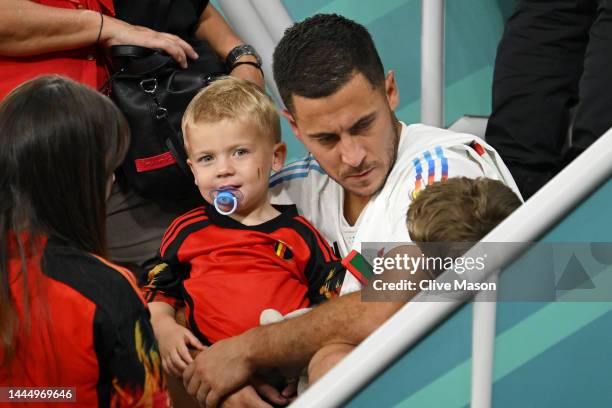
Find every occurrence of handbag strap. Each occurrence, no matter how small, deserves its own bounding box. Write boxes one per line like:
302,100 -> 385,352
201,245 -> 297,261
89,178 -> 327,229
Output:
144,81 -> 192,177
110,45 -> 174,75
111,45 -> 156,59
164,123 -> 191,176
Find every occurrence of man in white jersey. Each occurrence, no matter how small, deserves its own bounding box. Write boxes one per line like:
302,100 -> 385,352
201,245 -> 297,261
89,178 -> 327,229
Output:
270,124 -> 517,294
183,14 -> 519,407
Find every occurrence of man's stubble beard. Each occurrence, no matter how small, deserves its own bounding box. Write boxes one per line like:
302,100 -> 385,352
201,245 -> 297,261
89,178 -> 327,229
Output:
325,113 -> 401,198
371,113 -> 401,197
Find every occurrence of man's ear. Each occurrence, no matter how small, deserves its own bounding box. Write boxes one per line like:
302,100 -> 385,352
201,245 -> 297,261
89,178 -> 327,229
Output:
186,158 -> 198,185
385,70 -> 400,111
281,108 -> 303,142
271,142 -> 287,173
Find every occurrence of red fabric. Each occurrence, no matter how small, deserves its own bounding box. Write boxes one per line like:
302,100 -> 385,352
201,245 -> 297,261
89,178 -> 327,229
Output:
1,235 -> 99,407
146,205 -> 345,344
135,152 -> 177,173
471,141 -> 486,156
1,234 -> 166,407
341,250 -> 369,285
0,0 -> 114,101
180,225 -> 313,343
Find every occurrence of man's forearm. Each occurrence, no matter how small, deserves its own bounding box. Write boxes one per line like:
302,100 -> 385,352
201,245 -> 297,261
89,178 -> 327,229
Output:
183,258 -> 427,406
0,1 -> 102,56
243,293 -> 404,370
194,4 -> 245,60
193,3 -> 263,88
241,247 -> 430,370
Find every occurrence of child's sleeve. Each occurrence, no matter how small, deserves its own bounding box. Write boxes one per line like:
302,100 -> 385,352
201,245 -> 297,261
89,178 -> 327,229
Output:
141,233 -> 189,310
296,219 -> 346,304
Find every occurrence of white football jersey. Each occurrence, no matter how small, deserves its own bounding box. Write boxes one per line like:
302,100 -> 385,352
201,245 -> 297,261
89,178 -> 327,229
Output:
270,122 -> 520,294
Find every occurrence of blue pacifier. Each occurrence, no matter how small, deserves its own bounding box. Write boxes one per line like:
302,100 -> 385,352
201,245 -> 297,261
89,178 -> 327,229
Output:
211,189 -> 243,215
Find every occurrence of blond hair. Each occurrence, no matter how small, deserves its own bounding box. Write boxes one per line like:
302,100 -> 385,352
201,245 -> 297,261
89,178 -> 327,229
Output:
407,177 -> 521,243
182,76 -> 280,144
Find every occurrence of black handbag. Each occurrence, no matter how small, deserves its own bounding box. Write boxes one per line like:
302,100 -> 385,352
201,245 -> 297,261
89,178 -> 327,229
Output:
107,43 -> 227,198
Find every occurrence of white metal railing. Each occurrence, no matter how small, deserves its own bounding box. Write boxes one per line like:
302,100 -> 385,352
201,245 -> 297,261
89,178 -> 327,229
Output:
291,129 -> 612,407
471,275 -> 498,408
421,0 -> 445,127
249,0 -> 293,44
216,0 -> 293,104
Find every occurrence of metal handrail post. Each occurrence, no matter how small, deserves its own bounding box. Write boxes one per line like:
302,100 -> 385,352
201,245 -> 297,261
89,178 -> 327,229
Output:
249,0 -> 293,44
471,273 -> 499,408
421,0 -> 445,127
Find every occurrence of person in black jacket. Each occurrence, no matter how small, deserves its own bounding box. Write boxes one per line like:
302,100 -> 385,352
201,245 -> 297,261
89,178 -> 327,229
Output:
486,0 -> 612,199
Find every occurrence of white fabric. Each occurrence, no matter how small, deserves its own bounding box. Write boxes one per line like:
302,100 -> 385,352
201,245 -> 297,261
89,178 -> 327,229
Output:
339,215 -> 360,251
270,122 -> 520,294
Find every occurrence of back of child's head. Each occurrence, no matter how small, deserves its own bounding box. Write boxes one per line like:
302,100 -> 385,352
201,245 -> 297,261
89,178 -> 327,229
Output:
407,177 -> 522,243
182,76 -> 280,144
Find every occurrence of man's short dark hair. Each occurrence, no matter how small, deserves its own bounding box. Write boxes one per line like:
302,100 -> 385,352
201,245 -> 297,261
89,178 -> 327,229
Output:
273,13 -> 386,113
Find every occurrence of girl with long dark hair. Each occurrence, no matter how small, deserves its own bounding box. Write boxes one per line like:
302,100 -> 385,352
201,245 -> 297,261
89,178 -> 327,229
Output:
0,76 -> 166,407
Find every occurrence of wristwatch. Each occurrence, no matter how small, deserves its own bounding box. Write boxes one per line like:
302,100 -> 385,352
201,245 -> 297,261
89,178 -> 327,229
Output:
225,44 -> 262,71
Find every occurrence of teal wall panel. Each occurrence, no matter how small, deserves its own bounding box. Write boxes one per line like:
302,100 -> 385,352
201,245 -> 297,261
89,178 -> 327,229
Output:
501,311 -> 612,407
347,303 -> 474,408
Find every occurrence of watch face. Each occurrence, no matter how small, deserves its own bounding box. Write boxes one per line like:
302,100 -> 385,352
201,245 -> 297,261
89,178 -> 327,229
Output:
228,45 -> 262,67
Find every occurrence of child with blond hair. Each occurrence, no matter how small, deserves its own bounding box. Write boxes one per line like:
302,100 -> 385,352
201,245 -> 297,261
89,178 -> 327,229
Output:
143,76 -> 344,405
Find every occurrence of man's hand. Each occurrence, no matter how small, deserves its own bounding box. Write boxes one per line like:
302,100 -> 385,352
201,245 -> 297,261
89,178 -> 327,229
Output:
101,16 -> 198,68
220,385 -> 272,408
219,379 -> 291,408
183,334 -> 255,408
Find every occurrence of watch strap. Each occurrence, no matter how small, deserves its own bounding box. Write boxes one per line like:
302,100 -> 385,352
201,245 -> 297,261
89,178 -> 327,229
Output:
225,44 -> 262,70
229,61 -> 264,78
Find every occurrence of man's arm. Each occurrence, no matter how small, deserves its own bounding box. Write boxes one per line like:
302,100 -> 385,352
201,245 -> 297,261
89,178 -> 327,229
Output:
183,293 -> 403,408
183,245 -> 429,407
0,1 -> 196,67
194,3 -> 264,88
252,292 -> 402,368
232,245 -> 425,368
